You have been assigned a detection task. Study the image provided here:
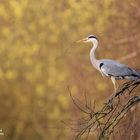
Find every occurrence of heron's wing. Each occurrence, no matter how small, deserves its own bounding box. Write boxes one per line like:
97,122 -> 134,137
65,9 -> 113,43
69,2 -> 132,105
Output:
99,59 -> 139,79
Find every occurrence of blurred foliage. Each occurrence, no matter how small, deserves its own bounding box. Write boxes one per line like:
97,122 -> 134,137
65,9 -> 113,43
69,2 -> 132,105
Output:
0,0 -> 140,140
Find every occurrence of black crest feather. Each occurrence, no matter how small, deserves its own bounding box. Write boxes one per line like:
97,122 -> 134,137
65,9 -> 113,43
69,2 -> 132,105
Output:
88,35 -> 97,39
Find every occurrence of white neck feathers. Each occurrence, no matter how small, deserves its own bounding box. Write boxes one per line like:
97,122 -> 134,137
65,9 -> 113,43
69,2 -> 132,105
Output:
90,39 -> 99,69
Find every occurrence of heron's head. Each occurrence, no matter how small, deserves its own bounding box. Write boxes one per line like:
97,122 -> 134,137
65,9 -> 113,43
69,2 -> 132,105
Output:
77,35 -> 98,43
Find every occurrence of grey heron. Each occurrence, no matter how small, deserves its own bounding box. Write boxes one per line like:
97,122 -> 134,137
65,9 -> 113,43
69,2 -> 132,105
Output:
77,35 -> 140,91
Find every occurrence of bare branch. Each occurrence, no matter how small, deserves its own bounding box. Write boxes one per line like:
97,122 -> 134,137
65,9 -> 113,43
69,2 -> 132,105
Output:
69,79 -> 140,140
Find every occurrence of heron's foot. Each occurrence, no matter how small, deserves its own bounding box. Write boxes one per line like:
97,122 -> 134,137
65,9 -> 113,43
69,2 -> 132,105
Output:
104,98 -> 114,110
105,91 -> 117,110
108,98 -> 114,110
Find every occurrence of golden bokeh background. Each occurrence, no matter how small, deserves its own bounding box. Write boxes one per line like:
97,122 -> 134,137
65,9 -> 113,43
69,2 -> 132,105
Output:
0,0 -> 140,140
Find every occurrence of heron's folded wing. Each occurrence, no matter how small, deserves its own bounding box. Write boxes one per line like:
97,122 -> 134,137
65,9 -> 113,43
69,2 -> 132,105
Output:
100,60 -> 139,78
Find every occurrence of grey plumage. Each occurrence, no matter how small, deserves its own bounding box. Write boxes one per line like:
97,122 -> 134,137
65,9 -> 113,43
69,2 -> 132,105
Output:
98,59 -> 140,80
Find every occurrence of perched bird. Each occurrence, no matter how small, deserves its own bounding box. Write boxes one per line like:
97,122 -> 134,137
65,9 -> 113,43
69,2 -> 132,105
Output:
77,35 -> 140,91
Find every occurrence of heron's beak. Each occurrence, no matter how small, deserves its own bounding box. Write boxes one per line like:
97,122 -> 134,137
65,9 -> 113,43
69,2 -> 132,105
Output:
76,38 -> 88,43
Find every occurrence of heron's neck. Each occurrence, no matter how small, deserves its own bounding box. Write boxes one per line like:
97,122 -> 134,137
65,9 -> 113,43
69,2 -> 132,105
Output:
90,40 -> 99,68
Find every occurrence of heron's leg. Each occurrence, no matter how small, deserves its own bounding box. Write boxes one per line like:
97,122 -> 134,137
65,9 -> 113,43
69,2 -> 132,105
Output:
107,77 -> 118,109
111,77 -> 118,93
109,77 -> 119,102
106,78 -> 119,109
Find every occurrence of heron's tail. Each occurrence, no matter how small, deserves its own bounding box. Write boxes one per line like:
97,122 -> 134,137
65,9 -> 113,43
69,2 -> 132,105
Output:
129,70 -> 140,80
136,71 -> 140,79
138,72 -> 140,78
